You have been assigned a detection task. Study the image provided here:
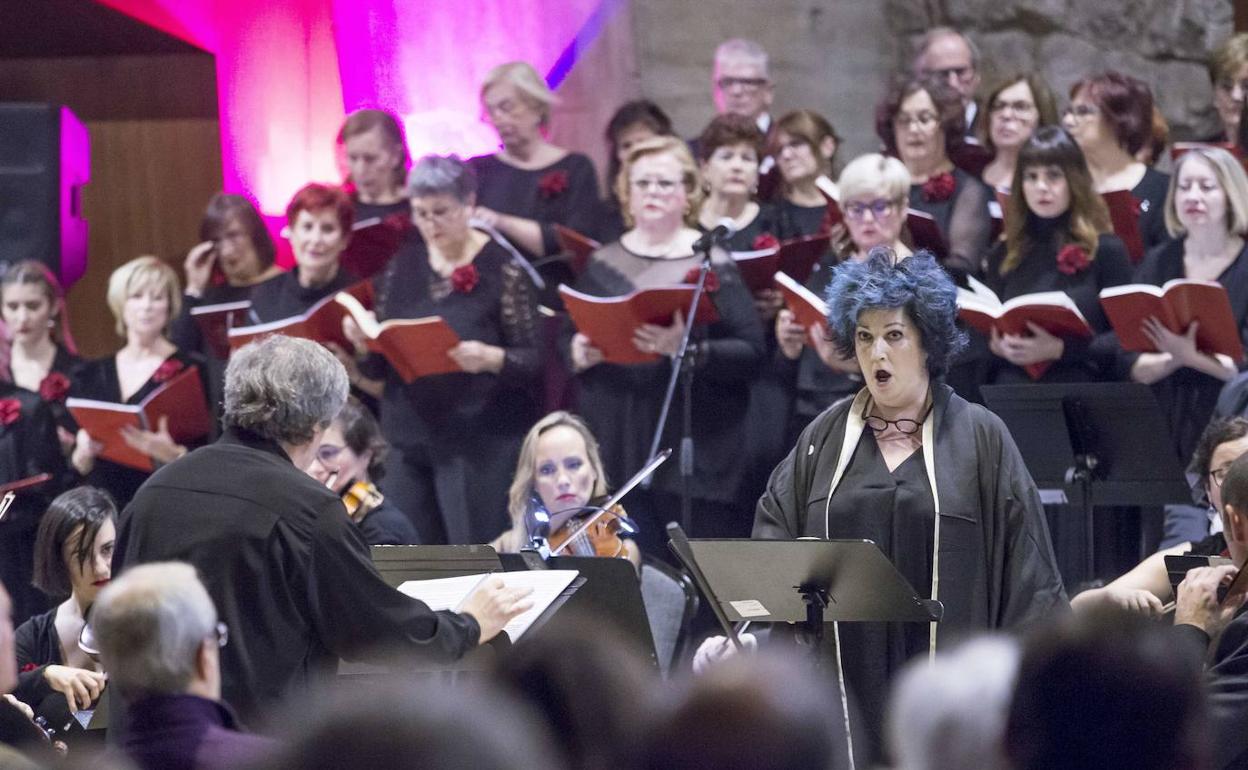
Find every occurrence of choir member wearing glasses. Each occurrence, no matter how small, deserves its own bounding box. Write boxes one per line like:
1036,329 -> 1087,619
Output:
769,109 -> 841,239
977,73 -> 1059,194
877,75 -> 993,282
345,155 -> 541,545
569,135 -> 763,549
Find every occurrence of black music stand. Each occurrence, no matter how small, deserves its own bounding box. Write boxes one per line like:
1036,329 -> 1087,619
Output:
545,556 -> 660,671
980,383 -> 1190,580
667,526 -> 941,665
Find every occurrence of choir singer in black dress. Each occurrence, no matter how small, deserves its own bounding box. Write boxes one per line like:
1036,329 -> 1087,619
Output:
112,335 -> 530,726
346,154 -> 542,545
706,249 -> 1066,768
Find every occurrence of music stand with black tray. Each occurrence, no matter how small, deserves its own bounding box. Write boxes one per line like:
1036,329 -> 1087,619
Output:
667,525 -> 941,665
980,382 -> 1190,582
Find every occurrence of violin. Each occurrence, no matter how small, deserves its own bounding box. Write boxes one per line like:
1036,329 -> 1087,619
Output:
341,479 -> 384,523
546,501 -> 632,559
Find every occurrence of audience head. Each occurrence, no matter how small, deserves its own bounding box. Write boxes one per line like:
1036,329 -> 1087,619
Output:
1063,71 -> 1154,157
32,486 -> 117,606
198,193 -> 276,284
712,38 -> 773,121
1209,33 -> 1248,140
769,109 -> 840,189
696,113 -> 765,200
638,652 -> 849,770
914,26 -> 981,105
1190,416 -> 1248,513
837,153 -> 910,256
1,259 -> 74,354
507,411 -> 609,535
337,108 -> 410,201
1217,451 -> 1248,563
405,154 -> 477,249
1002,126 -> 1109,274
105,255 -> 180,340
825,250 -> 966,405
93,562 -> 221,700
264,681 -> 562,770
308,396 -> 388,494
888,635 -> 1020,770
1163,146 -> 1248,238
223,335 -> 349,453
616,135 -> 703,230
284,183 -> 353,277
1005,608 -> 1207,770
605,100 -> 675,201
979,73 -> 1059,155
878,76 -> 966,170
481,61 -> 558,149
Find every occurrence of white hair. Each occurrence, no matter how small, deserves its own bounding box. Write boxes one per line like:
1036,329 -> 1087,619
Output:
224,335 -> 349,446
714,38 -> 769,78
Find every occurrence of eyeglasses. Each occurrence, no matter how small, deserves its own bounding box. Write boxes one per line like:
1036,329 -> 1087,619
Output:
893,111 -> 939,129
630,177 -> 682,193
844,199 -> 896,221
316,444 -> 344,465
863,402 -> 934,435
1062,104 -> 1099,121
922,65 -> 974,83
1212,466 -> 1232,487
990,99 -> 1037,116
412,204 -> 461,224
1216,78 -> 1248,95
213,621 -> 229,648
716,76 -> 769,92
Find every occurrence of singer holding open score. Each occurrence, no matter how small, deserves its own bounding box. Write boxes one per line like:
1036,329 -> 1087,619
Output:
698,249 -> 1066,769
568,135 -> 763,550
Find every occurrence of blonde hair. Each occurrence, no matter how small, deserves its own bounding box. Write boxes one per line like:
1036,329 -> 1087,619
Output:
481,61 -> 559,127
615,136 -> 704,229
505,411 -> 609,542
106,256 -> 181,338
1164,147 -> 1248,238
837,153 -> 911,204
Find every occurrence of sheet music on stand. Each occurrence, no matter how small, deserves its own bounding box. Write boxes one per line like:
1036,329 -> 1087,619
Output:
398,570 -> 580,643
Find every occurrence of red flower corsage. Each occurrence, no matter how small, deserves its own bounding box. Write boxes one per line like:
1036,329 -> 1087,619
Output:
0,399 -> 22,426
1056,244 -> 1092,276
537,170 -> 570,199
752,232 -> 780,250
38,372 -> 70,403
684,267 -> 720,293
451,264 -> 480,294
921,172 -> 956,203
20,663 -> 37,673
152,359 -> 185,384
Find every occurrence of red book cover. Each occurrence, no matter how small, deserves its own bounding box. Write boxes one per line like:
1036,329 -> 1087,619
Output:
190,300 -> 251,359
554,224 -> 602,276
774,272 -> 828,333
227,280 -> 373,352
906,209 -> 949,262
957,280 -> 1093,380
335,292 -> 462,382
1099,280 -> 1244,363
559,284 -> 721,365
732,234 -> 831,293
66,365 -> 212,472
1101,189 -> 1144,264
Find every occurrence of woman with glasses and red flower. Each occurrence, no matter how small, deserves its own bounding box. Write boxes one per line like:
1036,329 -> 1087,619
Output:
69,256 -> 208,509
877,75 -> 993,283
568,135 -> 763,549
344,155 -> 541,545
982,127 -> 1132,385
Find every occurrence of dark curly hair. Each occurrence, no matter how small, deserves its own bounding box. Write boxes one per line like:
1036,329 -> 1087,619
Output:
1068,71 -> 1153,156
336,396 -> 389,482
1189,416 -> 1248,478
876,75 -> 966,159
824,248 -> 967,378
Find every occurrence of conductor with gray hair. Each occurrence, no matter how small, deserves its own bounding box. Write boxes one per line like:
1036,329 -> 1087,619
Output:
93,562 -> 277,769
113,335 -> 531,725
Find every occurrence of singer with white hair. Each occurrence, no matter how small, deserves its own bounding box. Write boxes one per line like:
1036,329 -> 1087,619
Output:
567,134 -> 764,551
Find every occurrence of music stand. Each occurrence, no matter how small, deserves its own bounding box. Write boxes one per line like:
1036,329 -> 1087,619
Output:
546,556 -> 660,671
980,383 -> 1190,580
667,525 -> 941,664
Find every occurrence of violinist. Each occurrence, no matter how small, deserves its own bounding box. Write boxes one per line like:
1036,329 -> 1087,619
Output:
306,397 -> 417,546
491,411 -> 640,568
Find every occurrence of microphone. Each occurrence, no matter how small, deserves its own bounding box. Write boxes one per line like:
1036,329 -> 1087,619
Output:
692,218 -> 737,253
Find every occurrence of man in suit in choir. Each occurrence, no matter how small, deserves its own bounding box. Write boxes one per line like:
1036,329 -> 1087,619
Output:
914,27 -> 982,139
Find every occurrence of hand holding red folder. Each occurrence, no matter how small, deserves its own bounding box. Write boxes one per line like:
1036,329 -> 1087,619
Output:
560,284 -> 720,365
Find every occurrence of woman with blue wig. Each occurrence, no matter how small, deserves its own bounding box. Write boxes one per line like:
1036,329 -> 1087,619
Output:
740,248 -> 1066,768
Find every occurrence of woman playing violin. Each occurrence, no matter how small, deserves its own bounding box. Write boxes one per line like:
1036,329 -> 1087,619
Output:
492,411 -> 640,567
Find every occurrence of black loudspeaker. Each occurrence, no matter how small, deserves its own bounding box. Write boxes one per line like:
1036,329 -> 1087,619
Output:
0,103 -> 89,287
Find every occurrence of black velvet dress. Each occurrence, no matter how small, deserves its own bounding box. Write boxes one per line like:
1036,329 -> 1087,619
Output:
1132,167 -> 1171,261
1123,237 -> 1248,462
907,167 -> 993,280
246,268 -> 360,324
773,198 -> 829,241
467,152 -> 605,255
706,204 -> 780,252
69,349 -> 208,510
361,238 -> 541,545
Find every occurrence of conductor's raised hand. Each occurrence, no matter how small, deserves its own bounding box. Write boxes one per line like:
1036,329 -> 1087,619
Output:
459,575 -> 534,644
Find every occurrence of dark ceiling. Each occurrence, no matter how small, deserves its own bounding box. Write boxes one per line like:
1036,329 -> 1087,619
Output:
0,0 -> 207,58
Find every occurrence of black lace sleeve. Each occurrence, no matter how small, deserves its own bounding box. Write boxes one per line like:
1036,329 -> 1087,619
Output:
498,260 -> 541,381
946,177 -> 992,280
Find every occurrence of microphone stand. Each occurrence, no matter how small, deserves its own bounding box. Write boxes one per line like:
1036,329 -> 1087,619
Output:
644,239 -> 715,534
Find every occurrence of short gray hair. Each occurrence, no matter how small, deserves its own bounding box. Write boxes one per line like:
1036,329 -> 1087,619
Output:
223,335 -> 348,446
93,562 -> 217,697
915,26 -> 981,70
406,154 -> 478,203
714,38 -> 769,78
